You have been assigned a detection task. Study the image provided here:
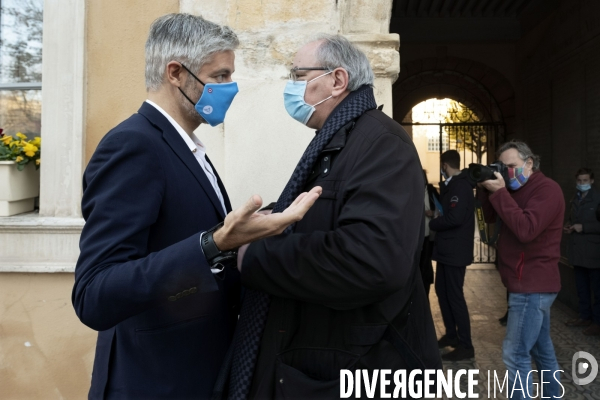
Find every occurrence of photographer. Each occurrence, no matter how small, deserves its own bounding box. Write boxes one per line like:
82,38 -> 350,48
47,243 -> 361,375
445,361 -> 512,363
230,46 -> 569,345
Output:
430,150 -> 475,361
564,168 -> 600,336
477,141 -> 564,399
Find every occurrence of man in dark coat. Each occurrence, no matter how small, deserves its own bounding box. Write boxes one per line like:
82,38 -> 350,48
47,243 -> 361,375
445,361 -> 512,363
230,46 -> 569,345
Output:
429,150 -> 476,361
564,168 -> 600,335
72,14 -> 320,399
218,35 -> 441,399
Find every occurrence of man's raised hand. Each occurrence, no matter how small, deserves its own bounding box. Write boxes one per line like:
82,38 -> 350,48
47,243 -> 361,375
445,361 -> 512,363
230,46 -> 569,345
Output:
213,186 -> 322,250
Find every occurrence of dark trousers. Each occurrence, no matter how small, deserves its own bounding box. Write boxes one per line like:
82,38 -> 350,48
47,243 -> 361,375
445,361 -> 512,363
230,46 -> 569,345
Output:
574,266 -> 600,324
435,263 -> 473,349
419,237 -> 434,297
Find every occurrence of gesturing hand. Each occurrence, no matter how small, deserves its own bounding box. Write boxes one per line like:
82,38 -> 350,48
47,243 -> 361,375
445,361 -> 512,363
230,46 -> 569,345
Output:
213,186 -> 322,251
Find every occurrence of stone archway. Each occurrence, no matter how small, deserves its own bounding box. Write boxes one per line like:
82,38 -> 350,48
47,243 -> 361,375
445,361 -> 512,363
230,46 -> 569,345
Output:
393,56 -> 515,135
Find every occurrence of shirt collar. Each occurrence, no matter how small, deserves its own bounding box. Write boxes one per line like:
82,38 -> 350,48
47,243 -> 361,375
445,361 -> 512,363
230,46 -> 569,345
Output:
145,99 -> 207,154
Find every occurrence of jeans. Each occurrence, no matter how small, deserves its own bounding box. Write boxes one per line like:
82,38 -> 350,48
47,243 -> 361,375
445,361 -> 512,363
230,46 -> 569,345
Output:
503,292 -> 561,400
574,266 -> 600,324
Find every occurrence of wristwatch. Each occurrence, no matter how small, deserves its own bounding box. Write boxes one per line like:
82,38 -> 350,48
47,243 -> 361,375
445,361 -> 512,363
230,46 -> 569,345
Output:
201,222 -> 238,270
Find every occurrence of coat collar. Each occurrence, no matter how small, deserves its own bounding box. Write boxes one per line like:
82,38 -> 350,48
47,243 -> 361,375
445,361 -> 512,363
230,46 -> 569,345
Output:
322,120 -> 355,152
137,102 -> 228,219
574,187 -> 597,204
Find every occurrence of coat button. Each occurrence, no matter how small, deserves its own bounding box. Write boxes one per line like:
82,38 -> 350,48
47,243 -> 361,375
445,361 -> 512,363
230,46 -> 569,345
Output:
324,168 -> 328,173
279,379 -> 284,384
324,156 -> 329,161
168,296 -> 177,301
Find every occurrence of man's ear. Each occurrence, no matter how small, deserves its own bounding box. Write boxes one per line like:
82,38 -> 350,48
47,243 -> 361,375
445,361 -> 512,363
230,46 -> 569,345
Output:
526,158 -> 534,170
331,68 -> 349,97
166,61 -> 185,88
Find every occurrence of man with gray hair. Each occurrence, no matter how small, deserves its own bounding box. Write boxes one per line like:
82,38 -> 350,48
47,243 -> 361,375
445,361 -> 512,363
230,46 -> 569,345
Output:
478,140 -> 564,399
214,35 -> 441,399
72,14 -> 320,399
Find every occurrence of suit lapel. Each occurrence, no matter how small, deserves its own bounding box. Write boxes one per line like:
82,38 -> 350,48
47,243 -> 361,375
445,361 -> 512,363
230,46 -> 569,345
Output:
205,156 -> 232,213
138,102 -> 227,220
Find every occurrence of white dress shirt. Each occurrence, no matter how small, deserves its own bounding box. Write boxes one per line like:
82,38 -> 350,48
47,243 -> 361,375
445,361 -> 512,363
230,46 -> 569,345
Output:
146,100 -> 227,215
146,100 -> 227,273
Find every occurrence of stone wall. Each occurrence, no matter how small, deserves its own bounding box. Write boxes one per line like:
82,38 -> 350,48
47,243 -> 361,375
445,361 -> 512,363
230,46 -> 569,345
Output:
181,0 -> 399,208
0,274 -> 96,399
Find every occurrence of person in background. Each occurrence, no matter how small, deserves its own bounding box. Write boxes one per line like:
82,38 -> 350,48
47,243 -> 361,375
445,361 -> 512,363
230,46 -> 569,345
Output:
564,167 -> 600,336
420,169 -> 440,297
478,140 -> 563,400
430,150 -> 476,361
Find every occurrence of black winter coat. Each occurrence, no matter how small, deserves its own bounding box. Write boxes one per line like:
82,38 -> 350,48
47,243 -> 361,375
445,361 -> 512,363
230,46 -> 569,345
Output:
567,188 -> 600,269
429,171 -> 475,267
241,109 -> 442,399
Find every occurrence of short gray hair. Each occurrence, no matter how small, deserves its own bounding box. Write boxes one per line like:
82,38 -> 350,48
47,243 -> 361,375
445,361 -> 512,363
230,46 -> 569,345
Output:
497,140 -> 541,171
145,13 -> 239,91
313,34 -> 374,92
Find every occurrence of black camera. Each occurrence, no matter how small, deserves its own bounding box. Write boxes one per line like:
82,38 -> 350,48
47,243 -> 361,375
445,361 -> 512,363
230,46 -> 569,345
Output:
468,161 -> 507,183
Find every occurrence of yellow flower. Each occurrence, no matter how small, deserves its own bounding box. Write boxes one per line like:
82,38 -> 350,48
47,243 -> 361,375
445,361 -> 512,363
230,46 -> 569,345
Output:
15,156 -> 24,163
32,137 -> 41,147
35,159 -> 40,166
22,143 -> 38,157
1,135 -> 12,145
16,132 -> 27,140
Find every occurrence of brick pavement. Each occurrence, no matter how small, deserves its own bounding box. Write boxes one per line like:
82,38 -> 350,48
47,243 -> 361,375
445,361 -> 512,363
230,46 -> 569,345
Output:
429,265 -> 600,399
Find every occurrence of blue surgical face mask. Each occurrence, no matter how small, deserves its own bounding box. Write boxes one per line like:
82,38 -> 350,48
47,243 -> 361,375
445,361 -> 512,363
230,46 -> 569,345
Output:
283,71 -> 333,125
179,64 -> 238,127
577,184 -> 591,192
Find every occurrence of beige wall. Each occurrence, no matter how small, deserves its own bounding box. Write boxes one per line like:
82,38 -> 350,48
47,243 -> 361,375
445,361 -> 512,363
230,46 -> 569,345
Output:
0,273 -> 96,399
0,2 -> 180,399
85,0 -> 179,162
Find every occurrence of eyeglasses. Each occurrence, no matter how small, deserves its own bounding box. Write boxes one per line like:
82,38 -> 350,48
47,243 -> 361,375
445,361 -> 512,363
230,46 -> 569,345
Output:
288,66 -> 331,82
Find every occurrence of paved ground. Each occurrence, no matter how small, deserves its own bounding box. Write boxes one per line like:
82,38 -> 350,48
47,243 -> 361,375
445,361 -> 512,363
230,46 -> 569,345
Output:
430,265 -> 600,399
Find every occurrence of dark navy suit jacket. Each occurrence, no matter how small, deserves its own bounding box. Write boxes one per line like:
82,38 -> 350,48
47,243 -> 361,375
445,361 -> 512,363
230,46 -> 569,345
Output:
72,102 -> 240,399
429,170 -> 475,267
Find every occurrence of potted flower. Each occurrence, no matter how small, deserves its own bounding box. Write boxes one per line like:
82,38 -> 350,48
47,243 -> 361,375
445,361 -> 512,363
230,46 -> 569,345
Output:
0,129 -> 41,216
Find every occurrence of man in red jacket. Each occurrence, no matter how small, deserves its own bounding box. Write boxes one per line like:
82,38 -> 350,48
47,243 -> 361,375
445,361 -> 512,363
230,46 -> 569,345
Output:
478,140 -> 564,400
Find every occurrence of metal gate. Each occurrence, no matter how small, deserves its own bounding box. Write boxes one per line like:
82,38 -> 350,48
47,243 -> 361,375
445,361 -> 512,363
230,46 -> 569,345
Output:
401,122 -> 505,264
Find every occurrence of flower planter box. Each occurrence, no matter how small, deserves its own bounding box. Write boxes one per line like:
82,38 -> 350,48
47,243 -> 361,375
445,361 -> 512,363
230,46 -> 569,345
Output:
0,161 -> 40,216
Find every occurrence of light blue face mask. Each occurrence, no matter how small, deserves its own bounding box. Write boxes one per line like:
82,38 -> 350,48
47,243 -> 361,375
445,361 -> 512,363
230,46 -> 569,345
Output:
283,71 -> 333,125
577,184 -> 591,192
179,64 -> 239,127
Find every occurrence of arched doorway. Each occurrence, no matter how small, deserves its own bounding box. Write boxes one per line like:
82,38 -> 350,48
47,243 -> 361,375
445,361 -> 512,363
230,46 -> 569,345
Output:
392,56 -> 515,132
404,97 -> 500,264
